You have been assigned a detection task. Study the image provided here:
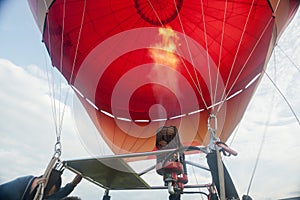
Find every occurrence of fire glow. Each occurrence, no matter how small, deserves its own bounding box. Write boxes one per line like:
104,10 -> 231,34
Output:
149,26 -> 180,69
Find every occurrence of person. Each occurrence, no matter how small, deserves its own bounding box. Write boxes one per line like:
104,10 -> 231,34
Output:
46,173 -> 82,200
0,169 -> 82,200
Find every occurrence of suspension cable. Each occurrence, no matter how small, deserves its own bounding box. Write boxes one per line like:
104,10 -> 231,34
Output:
276,45 -> 300,72
216,0 -> 256,115
147,0 -> 210,111
32,2 -> 64,199
47,0 -> 85,140
246,81 -> 275,196
44,0 -> 69,140
174,0 -> 210,110
247,45 -> 277,196
273,0 -> 282,14
173,0 -> 208,109
216,16 -> 274,116
44,5 -> 59,137
246,124 -> 266,196
213,0 -> 228,106
56,0 -> 69,139
263,70 -> 300,125
199,0 -> 214,111
68,0 -> 87,84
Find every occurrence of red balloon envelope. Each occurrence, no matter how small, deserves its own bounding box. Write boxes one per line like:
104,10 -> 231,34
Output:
28,0 -> 299,154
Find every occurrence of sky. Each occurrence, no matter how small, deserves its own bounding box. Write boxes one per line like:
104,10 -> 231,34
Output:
0,1 -> 299,200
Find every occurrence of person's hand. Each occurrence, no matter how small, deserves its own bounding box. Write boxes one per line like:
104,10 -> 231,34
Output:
71,174 -> 82,186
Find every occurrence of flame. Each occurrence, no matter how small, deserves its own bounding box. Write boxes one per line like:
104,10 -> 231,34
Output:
149,26 -> 180,69
147,26 -> 183,118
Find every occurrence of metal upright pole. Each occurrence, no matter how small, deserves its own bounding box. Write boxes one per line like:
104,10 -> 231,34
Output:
215,145 -> 226,200
208,114 -> 226,200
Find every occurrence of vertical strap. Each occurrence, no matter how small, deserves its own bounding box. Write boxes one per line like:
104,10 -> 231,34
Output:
33,156 -> 58,200
216,148 -> 225,200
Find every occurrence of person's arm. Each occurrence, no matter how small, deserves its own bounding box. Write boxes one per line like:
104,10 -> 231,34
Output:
45,175 -> 82,200
70,174 -> 82,187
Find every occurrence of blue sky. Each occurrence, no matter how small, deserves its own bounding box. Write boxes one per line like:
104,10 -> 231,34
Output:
0,1 -> 299,199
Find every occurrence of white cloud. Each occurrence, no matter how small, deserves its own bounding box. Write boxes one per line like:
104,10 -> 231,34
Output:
0,58 -> 117,199
0,59 -> 88,179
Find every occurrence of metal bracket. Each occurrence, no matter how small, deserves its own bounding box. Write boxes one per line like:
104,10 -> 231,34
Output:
208,114 -> 220,151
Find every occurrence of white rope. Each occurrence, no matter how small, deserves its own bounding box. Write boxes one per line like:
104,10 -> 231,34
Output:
59,0 -> 67,73
216,16 -> 274,115
190,161 -> 203,199
44,4 -> 60,137
42,0 -> 48,10
199,0 -> 214,112
68,0 -> 87,84
213,0 -> 228,107
245,59 -> 277,195
273,0 -> 282,14
42,0 -> 68,140
147,0 -> 163,25
145,0 -> 210,110
172,1 -> 202,92
55,0 -> 68,138
172,0 -> 209,109
31,1 -> 73,198
216,0 -> 256,115
276,45 -> 300,72
57,0 -> 87,136
30,3 -> 62,200
33,156 -> 59,200
263,70 -> 300,125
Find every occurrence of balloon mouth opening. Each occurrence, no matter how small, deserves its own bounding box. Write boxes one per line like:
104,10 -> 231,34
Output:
134,0 -> 184,25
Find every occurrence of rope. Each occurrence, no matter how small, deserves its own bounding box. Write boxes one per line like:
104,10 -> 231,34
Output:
56,0 -> 71,138
146,0 -> 210,111
68,0 -> 87,85
44,0 -> 59,137
273,0 -> 282,14
199,0 -> 214,111
173,0 -> 209,110
213,0 -> 228,106
246,47 -> 275,196
263,70 -> 300,125
34,2 -> 64,199
43,0 -> 69,139
216,0 -> 256,114
147,0 -> 163,25
190,164 -> 204,200
246,129 -> 266,196
33,156 -> 59,200
276,45 -> 300,72
216,16 -> 274,116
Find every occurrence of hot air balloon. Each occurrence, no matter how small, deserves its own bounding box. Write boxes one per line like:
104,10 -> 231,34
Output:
27,0 -> 299,199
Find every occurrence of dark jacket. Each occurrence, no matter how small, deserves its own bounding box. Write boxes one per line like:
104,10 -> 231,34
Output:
0,175 -> 35,200
0,175 -> 75,200
45,183 -> 75,200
